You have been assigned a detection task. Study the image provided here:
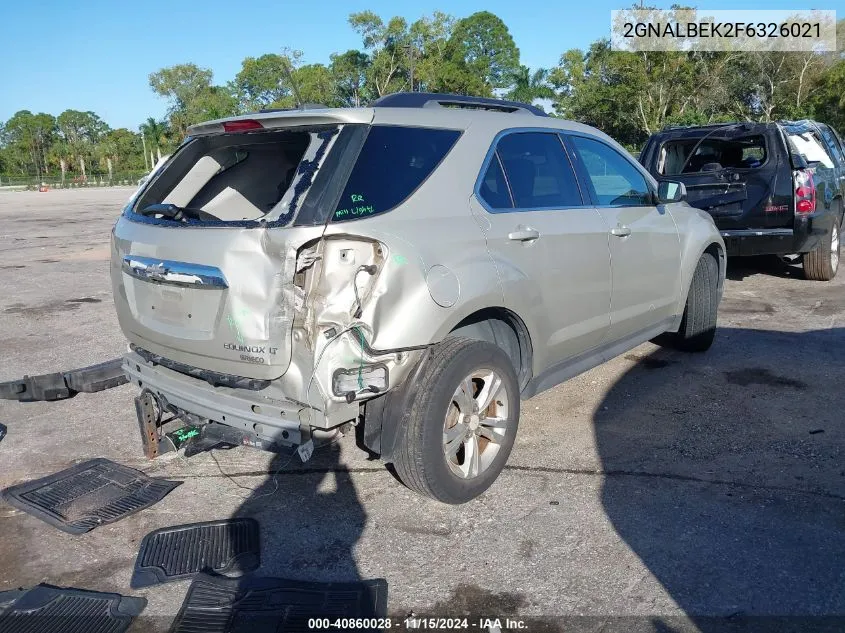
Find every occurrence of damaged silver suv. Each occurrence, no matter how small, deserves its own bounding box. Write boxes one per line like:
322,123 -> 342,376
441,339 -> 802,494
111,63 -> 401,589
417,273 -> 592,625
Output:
112,93 -> 726,503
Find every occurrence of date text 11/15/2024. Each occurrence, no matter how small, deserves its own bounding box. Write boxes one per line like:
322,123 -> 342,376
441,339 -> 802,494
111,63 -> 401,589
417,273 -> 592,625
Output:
308,617 -> 528,631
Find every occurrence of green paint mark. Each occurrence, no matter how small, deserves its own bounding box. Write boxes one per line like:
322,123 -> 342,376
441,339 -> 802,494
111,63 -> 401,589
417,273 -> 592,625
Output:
226,307 -> 251,345
334,204 -> 375,219
392,254 -> 408,266
174,427 -> 200,441
351,193 -> 364,203
168,425 -> 202,449
357,327 -> 365,390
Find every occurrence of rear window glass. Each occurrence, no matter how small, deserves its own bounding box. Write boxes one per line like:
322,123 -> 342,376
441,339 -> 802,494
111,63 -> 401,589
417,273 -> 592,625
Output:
332,126 -> 460,222
133,127 -> 337,225
657,135 -> 767,175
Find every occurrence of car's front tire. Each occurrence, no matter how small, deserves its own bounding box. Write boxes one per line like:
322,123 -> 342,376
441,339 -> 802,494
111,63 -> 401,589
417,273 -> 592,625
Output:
391,337 -> 520,504
659,251 -> 719,352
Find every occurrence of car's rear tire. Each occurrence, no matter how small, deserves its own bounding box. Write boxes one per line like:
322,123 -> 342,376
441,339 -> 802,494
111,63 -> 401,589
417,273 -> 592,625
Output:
660,252 -> 719,352
391,337 -> 520,504
803,219 -> 839,281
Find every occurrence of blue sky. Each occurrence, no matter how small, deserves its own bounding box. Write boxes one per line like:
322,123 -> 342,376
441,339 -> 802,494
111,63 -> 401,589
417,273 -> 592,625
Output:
0,0 -> 818,130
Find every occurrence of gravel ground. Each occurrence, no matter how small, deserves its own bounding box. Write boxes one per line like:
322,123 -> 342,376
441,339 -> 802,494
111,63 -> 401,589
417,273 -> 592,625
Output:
0,188 -> 843,632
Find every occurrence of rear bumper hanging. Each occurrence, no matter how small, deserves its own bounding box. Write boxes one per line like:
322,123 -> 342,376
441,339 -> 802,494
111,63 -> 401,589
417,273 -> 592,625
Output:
0,359 -> 128,402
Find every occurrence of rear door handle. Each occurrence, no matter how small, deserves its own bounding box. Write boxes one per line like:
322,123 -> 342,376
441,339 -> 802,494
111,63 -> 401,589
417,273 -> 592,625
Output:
508,228 -> 540,242
610,225 -> 632,237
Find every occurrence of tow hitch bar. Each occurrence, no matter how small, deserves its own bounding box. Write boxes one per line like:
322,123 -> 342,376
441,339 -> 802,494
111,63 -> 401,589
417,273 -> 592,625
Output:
0,359 -> 128,402
135,388 -> 288,461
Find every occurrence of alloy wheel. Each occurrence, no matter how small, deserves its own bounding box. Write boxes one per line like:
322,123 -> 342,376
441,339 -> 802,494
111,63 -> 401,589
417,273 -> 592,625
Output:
443,368 -> 510,479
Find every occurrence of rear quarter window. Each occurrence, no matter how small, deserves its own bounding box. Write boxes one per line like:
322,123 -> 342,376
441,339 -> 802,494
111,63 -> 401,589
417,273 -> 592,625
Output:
332,125 -> 460,222
786,129 -> 835,169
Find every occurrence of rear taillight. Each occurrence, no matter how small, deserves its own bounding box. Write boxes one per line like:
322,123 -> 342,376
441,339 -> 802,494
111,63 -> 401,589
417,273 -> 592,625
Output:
793,169 -> 816,214
222,119 -> 264,133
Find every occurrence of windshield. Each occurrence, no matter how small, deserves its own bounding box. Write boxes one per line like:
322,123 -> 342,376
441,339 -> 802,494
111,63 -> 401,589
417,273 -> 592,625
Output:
132,125 -> 341,226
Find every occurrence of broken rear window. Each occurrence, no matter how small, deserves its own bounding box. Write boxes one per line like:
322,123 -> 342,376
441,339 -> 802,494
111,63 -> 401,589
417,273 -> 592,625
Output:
657,135 -> 767,175
331,125 -> 461,222
132,126 -> 339,225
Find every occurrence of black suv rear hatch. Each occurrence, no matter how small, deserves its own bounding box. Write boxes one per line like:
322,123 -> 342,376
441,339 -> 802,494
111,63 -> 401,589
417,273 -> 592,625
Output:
640,123 -> 792,229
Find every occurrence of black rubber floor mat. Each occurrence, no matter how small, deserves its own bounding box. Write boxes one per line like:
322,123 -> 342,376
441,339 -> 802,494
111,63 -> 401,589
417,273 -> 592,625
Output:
0,584 -> 145,633
131,518 -> 260,588
0,590 -> 24,616
1,458 -> 181,534
170,573 -> 389,633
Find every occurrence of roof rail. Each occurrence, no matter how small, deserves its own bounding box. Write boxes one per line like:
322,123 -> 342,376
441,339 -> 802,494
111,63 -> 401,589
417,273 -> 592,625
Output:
371,92 -> 548,117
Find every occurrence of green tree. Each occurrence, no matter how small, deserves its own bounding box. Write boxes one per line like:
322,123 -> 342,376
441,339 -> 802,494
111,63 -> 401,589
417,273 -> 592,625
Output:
427,56 -> 491,96
47,140 -> 73,184
347,10 -> 488,97
550,42 -> 728,146
233,53 -> 294,109
149,64 -> 214,109
330,50 -> 370,106
3,111 -> 57,178
100,128 -> 145,170
56,110 -> 107,145
550,42 -> 645,146
809,60 -> 845,130
149,63 -> 237,136
349,11 -> 411,97
728,51 -> 829,122
140,117 -> 169,153
407,11 -> 455,92
57,110 -> 109,178
293,64 -> 335,105
504,66 -> 554,104
448,11 -> 520,89
188,86 -> 239,121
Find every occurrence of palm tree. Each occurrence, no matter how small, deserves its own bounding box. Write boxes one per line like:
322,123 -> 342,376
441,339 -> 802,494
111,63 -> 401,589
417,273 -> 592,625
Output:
504,65 -> 555,105
48,141 -> 73,186
139,118 -> 169,157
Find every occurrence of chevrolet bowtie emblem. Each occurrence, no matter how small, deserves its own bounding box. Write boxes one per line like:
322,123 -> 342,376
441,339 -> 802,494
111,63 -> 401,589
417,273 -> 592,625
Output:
145,262 -> 169,280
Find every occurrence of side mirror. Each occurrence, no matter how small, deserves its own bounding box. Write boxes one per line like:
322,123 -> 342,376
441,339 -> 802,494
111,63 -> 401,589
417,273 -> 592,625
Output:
658,180 -> 687,203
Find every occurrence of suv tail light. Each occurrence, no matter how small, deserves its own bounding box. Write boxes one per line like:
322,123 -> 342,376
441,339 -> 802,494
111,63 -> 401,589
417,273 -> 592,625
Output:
793,169 -> 816,214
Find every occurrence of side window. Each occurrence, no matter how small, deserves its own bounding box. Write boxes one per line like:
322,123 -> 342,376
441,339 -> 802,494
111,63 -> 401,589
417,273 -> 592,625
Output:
818,125 -> 845,166
479,154 -> 513,209
333,125 -> 460,222
786,128 -> 835,169
570,135 -> 653,206
832,127 -> 845,158
494,132 -> 582,209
